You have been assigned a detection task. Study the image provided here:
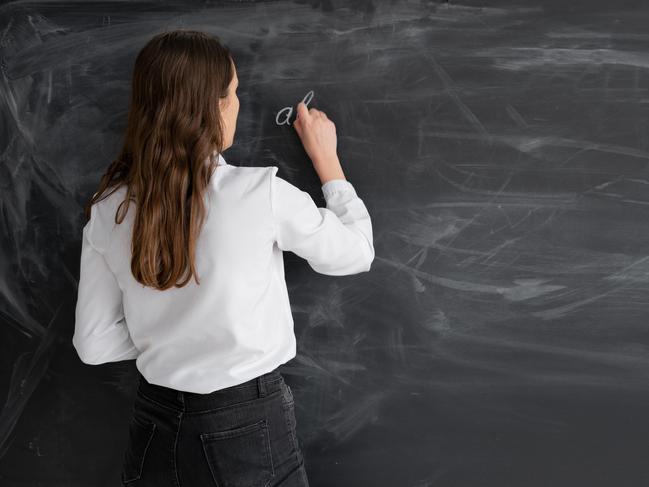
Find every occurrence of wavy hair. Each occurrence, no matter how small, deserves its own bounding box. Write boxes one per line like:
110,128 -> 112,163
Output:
83,30 -> 234,290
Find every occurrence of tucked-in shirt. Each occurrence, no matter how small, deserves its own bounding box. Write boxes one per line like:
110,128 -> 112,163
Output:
73,151 -> 374,393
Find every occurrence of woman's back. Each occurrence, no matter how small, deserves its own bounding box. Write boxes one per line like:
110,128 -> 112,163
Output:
73,152 -> 374,393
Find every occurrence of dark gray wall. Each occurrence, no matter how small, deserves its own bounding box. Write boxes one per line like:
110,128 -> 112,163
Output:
2,1 -> 649,486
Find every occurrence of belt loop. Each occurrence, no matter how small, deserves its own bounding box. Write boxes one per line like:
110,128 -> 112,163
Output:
257,375 -> 266,398
177,390 -> 185,405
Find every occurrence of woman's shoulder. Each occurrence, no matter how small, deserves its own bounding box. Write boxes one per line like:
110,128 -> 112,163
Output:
221,163 -> 278,182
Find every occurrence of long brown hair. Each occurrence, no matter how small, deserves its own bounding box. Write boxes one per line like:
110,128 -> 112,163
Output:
83,30 -> 234,290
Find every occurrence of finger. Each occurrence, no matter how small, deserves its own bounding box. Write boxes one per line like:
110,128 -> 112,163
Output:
296,102 -> 310,121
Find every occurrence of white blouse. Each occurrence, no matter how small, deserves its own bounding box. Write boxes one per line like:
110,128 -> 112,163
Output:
73,152 -> 374,393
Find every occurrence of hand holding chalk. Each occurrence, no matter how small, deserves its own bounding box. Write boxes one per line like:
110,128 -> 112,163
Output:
293,102 -> 344,183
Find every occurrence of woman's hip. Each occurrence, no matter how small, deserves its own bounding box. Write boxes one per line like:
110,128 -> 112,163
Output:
121,368 -> 309,486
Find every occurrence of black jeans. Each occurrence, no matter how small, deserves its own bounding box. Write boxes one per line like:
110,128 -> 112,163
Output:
120,367 -> 309,486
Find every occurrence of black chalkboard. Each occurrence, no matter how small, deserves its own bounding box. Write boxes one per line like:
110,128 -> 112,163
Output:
2,1 -> 649,486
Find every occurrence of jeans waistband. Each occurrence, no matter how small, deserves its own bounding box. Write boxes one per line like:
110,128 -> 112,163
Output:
136,367 -> 285,414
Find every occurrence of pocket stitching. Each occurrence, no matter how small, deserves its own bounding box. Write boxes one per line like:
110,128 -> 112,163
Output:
200,417 -> 268,441
121,419 -> 156,483
200,418 -> 275,486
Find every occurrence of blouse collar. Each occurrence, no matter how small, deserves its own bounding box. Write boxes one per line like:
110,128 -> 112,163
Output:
212,150 -> 229,166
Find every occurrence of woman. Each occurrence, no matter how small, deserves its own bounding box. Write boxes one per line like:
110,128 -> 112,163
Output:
73,30 -> 374,486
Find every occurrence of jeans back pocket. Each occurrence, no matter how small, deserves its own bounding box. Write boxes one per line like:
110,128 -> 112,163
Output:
121,416 -> 156,484
200,418 -> 275,487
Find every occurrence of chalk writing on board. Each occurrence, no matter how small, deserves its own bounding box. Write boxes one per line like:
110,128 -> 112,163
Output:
275,90 -> 314,126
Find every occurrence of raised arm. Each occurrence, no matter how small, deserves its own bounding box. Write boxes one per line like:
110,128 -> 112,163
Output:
270,168 -> 374,275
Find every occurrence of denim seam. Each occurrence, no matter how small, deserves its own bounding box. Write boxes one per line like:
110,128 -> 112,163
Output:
231,376 -> 283,390
137,390 -> 183,414
173,407 -> 184,487
183,387 -> 283,417
263,418 -> 276,486
136,378 -> 282,416
282,385 -> 300,458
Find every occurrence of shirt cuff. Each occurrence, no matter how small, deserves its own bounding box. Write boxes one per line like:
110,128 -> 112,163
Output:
321,179 -> 357,199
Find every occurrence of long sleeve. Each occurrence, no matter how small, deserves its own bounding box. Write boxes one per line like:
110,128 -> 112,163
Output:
73,217 -> 139,364
270,168 -> 375,276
